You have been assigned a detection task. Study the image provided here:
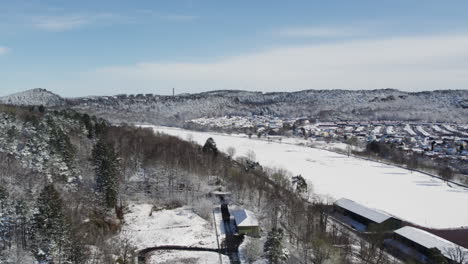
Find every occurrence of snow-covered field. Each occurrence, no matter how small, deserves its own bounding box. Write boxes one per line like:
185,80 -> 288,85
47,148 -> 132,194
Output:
121,203 -> 232,264
148,126 -> 468,229
147,250 -> 229,264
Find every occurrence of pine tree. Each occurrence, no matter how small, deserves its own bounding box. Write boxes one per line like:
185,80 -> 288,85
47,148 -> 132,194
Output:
92,139 -> 120,208
202,137 -> 218,156
264,228 -> 289,264
48,120 -> 76,169
31,184 -> 72,263
81,113 -> 94,138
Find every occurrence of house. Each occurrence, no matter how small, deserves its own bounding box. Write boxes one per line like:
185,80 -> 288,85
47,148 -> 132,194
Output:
386,226 -> 468,263
231,209 -> 260,237
334,198 -> 402,231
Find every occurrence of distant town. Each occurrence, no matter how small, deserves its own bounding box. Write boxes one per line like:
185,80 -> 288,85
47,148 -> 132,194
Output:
187,115 -> 468,169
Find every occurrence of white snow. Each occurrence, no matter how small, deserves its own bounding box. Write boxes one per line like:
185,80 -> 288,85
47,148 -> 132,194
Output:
385,126 -> 395,135
443,124 -> 458,133
432,125 -> 451,134
147,250 -> 229,264
403,124 -> 417,136
121,203 -> 219,250
372,126 -> 382,134
335,198 -> 394,224
355,126 -> 365,133
146,125 -> 468,229
231,209 -> 259,227
415,126 -> 430,137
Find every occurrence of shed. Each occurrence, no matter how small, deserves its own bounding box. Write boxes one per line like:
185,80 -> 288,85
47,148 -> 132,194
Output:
392,226 -> 468,263
334,198 -> 402,231
231,209 -> 260,237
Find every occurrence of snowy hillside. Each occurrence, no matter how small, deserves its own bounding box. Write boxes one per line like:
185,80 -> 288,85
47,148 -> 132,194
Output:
148,125 -> 468,229
69,89 -> 468,123
2,88 -> 467,122
0,88 -> 65,106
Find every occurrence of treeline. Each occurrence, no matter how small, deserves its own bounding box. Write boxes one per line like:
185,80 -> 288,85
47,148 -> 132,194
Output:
359,141 -> 457,182
0,107 -> 130,263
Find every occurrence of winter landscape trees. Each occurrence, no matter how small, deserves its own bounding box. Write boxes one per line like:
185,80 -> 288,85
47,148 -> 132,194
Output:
92,139 -> 120,209
0,103 -> 466,264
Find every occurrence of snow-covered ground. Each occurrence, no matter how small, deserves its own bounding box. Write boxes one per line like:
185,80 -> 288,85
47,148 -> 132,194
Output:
372,126 -> 382,134
385,126 -> 395,135
119,203 -> 231,263
147,250 -> 229,264
147,126 -> 468,229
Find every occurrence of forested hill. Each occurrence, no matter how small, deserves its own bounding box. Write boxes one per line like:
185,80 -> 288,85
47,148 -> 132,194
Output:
0,104 -> 314,263
1,88 -> 468,124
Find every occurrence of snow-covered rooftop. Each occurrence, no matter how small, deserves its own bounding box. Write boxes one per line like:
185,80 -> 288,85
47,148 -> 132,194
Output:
335,198 -> 394,224
231,209 -> 259,227
395,226 -> 468,260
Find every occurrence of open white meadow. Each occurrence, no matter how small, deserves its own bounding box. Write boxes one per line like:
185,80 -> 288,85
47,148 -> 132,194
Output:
147,250 -> 229,264
147,125 -> 468,229
120,203 -> 231,263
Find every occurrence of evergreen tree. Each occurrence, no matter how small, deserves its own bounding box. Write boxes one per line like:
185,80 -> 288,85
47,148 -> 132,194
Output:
31,184 -> 72,263
202,137 -> 218,156
81,113 -> 94,138
0,187 -> 14,250
14,199 -> 30,250
92,139 -> 120,208
264,228 -> 289,264
48,120 -> 76,169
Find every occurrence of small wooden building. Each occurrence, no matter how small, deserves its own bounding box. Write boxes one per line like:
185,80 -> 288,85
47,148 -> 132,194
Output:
334,198 -> 402,231
231,209 -> 260,237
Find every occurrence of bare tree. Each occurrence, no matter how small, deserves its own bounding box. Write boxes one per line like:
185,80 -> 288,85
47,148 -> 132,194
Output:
226,146 -> 236,158
309,239 -> 334,264
445,246 -> 468,264
246,149 -> 256,162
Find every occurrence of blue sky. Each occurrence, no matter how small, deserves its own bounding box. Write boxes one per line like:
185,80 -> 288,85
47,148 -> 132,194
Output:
1,0 -> 468,97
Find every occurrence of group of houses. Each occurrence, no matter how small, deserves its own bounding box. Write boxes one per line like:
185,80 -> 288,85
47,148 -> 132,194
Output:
334,198 -> 468,263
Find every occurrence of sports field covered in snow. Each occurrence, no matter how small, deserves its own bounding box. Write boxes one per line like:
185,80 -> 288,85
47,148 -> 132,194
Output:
147,126 -> 468,229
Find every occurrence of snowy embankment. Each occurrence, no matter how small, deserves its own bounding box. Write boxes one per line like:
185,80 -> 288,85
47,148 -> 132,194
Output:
121,203 -> 229,263
146,126 -> 468,229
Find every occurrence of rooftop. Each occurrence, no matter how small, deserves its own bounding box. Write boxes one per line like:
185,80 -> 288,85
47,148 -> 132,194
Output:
335,198 -> 395,224
231,209 -> 259,227
395,226 -> 468,260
